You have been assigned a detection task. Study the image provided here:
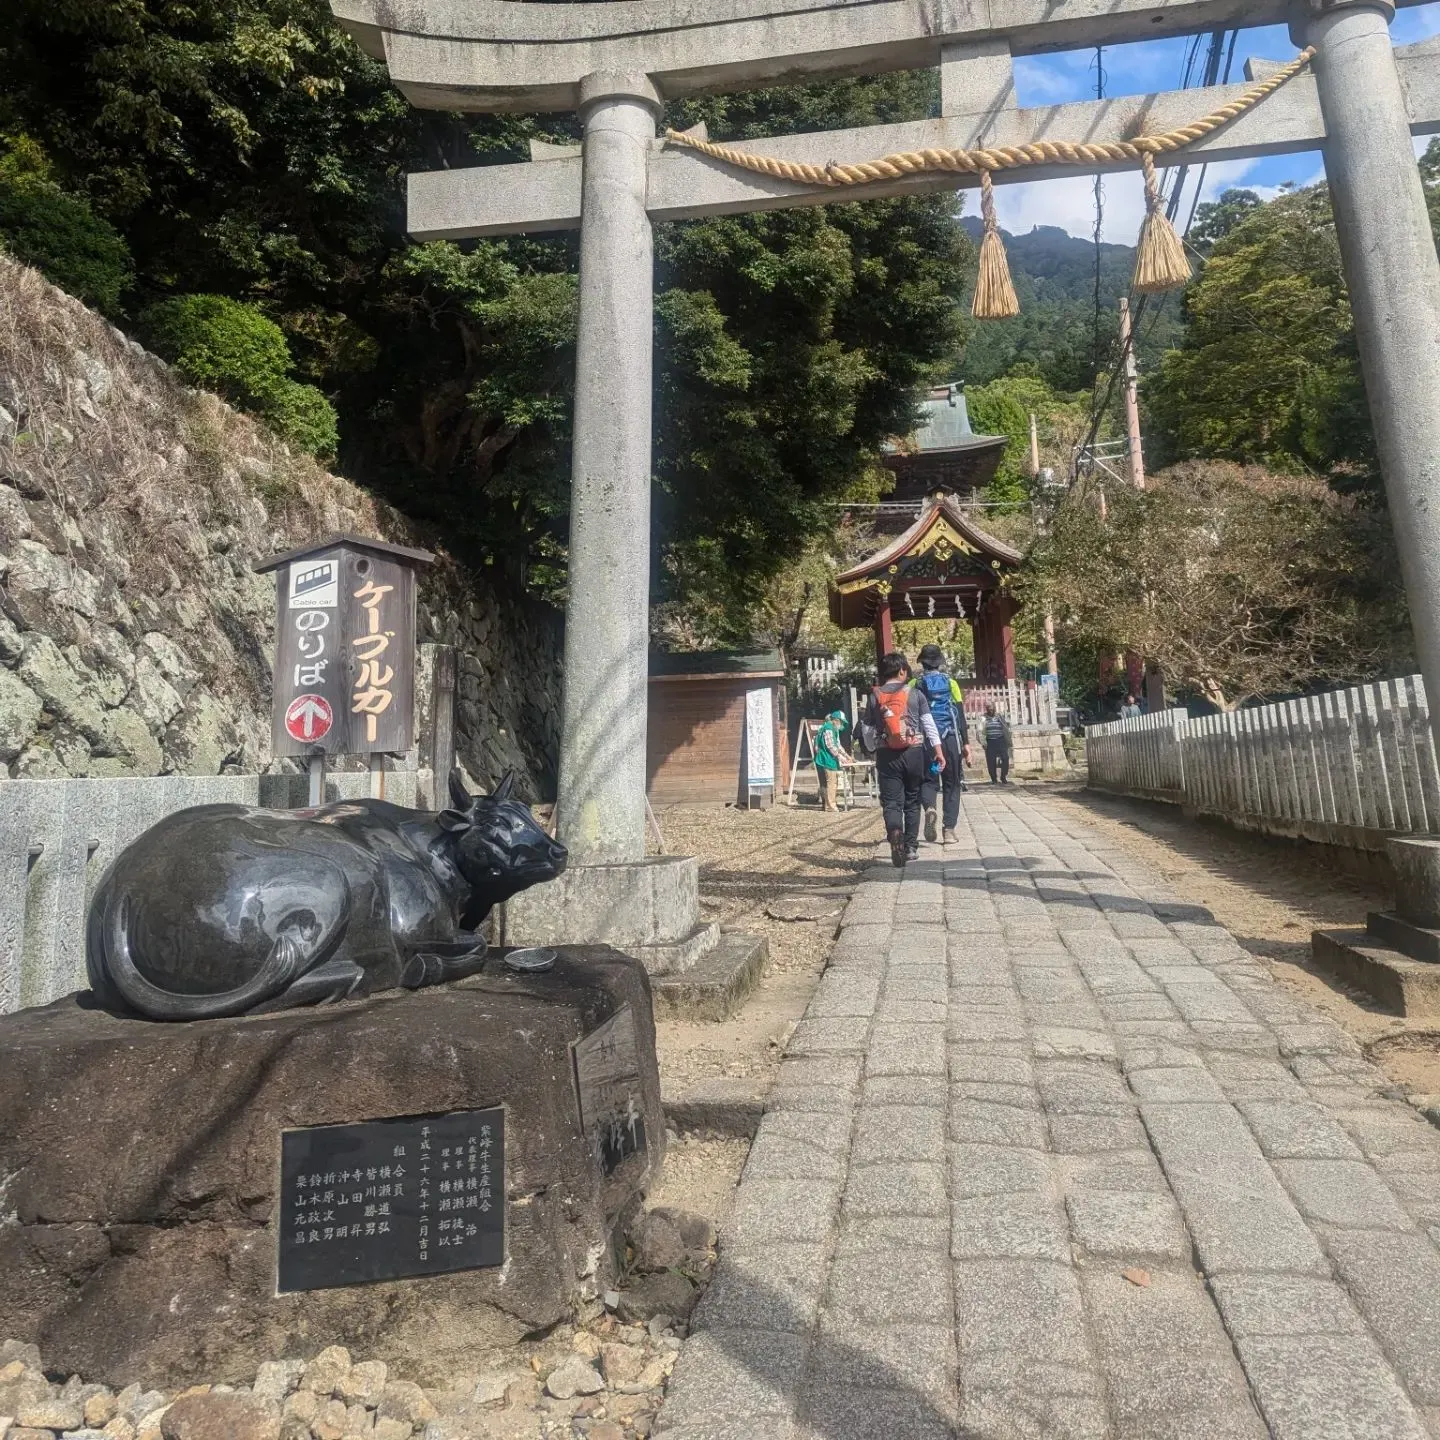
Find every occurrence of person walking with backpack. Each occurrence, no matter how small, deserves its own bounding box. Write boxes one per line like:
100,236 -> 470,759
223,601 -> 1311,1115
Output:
913,643 -> 971,845
982,701 -> 1013,785
864,652 -> 945,867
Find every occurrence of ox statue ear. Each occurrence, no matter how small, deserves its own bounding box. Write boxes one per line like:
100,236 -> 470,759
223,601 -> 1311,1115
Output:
436,808 -> 472,834
448,768 -> 472,811
490,771 -> 516,804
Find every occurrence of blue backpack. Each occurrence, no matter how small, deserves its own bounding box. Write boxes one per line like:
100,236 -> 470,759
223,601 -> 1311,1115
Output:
918,670 -> 956,737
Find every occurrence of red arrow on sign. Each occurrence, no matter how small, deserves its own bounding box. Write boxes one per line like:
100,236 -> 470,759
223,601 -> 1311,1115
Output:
285,693 -> 334,743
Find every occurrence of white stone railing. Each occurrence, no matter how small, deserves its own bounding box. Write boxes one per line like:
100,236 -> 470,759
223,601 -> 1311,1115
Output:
0,768 -> 425,1016
1086,676 -> 1440,848
963,681 -> 1059,731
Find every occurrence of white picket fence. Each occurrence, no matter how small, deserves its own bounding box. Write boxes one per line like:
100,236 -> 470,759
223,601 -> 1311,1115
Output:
1086,675 -> 1440,847
964,681 -> 1059,730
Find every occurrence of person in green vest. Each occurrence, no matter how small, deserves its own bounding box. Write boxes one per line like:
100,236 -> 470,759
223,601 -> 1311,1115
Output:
814,709 -> 854,811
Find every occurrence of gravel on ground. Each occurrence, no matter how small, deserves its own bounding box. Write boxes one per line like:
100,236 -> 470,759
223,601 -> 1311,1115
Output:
645,802 -> 880,1230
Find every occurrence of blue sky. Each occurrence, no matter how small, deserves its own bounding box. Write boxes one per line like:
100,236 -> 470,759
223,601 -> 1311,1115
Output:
992,4 -> 1440,241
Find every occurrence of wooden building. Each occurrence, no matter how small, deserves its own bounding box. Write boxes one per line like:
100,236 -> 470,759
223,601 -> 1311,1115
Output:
829,495 -> 1024,677
880,384 -> 1008,518
646,651 -> 789,806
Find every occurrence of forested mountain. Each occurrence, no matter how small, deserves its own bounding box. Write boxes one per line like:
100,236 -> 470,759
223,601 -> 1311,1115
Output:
957,217 -> 1185,390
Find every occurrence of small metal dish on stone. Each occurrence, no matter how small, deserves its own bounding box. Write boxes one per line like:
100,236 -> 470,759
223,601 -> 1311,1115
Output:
504,946 -> 557,973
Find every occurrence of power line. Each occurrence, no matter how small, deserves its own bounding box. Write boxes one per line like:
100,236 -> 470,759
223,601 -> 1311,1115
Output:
1184,29 -> 1241,237
1090,45 -> 1107,386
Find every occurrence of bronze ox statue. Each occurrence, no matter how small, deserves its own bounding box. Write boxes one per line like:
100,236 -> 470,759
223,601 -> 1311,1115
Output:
85,771 -> 566,1021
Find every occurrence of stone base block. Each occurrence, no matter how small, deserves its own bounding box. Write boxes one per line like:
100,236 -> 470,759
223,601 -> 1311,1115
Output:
1367,910 -> 1440,964
636,921 -> 722,976
502,857 -> 718,975
653,933 -> 769,1023
1388,837 -> 1440,927
0,948 -> 663,1390
1312,928 -> 1440,1017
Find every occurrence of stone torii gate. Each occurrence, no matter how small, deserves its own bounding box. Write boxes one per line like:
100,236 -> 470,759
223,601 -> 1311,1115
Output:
330,0 -> 1440,942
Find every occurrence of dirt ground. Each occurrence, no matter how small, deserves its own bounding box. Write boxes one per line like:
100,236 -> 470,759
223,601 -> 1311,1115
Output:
1043,780 -> 1440,1104
643,800 -> 881,1226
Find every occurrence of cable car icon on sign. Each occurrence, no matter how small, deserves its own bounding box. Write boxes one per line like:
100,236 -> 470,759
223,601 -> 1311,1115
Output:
289,558 -> 338,609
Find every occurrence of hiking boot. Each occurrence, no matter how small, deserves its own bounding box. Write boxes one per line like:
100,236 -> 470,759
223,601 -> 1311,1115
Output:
888,827 -> 907,868
924,808 -> 938,843
943,827 -> 957,845
905,843 -> 920,862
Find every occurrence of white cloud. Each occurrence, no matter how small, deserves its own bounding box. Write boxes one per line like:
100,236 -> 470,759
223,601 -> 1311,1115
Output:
987,158 -> 1323,244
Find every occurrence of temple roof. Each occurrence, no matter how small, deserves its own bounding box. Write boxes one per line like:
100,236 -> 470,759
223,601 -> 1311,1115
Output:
829,495 -> 1023,630
881,384 -> 1009,510
883,385 -> 1004,459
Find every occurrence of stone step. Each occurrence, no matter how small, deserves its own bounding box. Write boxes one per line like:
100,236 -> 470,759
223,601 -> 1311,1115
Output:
652,931 -> 768,1024
662,1076 -> 766,1138
1312,927 -> 1440,1017
1367,909 -> 1440,964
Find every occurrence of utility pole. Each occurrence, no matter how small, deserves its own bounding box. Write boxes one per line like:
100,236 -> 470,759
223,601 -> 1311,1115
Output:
1119,297 -> 1146,490
1030,410 -> 1060,683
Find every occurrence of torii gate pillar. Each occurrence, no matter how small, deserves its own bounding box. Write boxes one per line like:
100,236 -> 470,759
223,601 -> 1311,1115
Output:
556,73 -> 662,866
1303,0 -> 1440,740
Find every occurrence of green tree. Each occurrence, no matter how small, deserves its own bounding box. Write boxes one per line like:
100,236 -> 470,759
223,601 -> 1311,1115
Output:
1186,187 -> 1265,255
142,294 -> 338,456
1146,186 -> 1377,488
1,0 -> 968,633
0,135 -> 132,312
1019,461 -> 1410,709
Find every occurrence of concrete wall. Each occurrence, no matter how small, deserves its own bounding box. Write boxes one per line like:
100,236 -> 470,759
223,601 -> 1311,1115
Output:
1086,677 -> 1440,854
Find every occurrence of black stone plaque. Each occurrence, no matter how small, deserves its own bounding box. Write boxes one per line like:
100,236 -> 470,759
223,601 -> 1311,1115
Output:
277,1108 -> 504,1294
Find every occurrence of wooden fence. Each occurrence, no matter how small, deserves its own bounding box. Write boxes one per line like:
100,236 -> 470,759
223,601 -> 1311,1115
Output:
963,680 -> 1059,731
1086,676 -> 1440,849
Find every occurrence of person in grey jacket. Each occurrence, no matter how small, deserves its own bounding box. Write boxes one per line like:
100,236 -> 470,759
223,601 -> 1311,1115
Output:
983,701 -> 1013,785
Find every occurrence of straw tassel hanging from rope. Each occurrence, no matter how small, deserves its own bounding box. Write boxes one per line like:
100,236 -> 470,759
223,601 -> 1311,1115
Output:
665,47 -> 1317,315
973,169 -> 1020,320
1133,149 -> 1192,294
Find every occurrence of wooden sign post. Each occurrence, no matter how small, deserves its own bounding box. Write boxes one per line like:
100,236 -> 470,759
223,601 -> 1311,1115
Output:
256,535 -> 434,802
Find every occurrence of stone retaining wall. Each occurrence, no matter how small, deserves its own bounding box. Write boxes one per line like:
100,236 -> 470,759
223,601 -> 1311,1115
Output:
0,256 -> 561,794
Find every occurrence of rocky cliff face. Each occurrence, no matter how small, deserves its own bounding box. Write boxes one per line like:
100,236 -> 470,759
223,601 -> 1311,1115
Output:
0,257 -> 561,794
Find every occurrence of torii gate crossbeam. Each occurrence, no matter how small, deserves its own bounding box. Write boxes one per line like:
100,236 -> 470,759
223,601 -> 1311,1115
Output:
331,0 -> 1440,959
407,39 -> 1440,238
331,0 -> 1432,111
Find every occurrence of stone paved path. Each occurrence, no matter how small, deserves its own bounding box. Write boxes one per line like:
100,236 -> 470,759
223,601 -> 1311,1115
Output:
655,789 -> 1440,1440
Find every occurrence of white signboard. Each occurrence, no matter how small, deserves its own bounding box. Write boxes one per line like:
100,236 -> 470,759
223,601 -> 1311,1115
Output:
745,687 -> 775,788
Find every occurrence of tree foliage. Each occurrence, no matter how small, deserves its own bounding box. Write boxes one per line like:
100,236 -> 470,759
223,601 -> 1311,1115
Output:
0,135 -> 132,312
142,293 -> 338,455
1020,461 -> 1411,710
1146,186 -> 1377,489
0,0 -> 968,634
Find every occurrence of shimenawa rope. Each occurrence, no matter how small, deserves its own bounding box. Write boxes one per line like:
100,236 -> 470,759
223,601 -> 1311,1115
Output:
664,47 -> 1316,315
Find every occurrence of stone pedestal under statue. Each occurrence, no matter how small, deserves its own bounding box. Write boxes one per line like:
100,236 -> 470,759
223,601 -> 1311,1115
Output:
0,948 -> 662,1390
501,859 -> 769,1021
